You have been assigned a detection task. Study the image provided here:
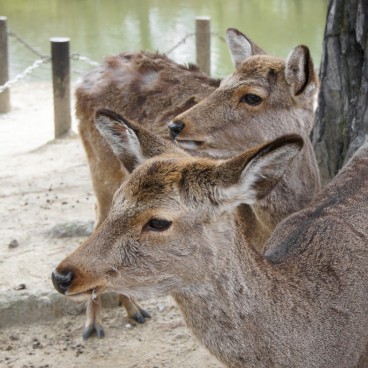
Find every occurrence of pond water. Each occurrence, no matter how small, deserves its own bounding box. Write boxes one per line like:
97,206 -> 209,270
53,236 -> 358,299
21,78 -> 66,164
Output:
0,0 -> 328,81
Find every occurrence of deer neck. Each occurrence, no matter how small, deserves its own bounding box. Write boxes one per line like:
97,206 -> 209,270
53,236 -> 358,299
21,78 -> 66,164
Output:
171,217 -> 279,368
250,140 -> 320,249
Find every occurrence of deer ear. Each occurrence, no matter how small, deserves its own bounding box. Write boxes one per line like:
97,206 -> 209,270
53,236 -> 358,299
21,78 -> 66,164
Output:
95,109 -> 185,173
217,135 -> 304,209
226,28 -> 266,69
285,45 -> 317,97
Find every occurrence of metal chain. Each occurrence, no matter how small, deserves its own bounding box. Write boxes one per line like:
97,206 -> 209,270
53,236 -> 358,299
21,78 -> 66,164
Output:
211,32 -> 226,43
8,31 -> 48,59
166,33 -> 195,55
70,53 -> 100,67
0,52 -> 99,94
0,56 -> 50,94
165,32 -> 226,56
8,31 -> 100,66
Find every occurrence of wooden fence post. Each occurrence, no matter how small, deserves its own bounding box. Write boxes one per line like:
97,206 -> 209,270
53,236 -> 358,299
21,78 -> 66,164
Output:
50,37 -> 71,138
195,16 -> 211,76
0,16 -> 10,113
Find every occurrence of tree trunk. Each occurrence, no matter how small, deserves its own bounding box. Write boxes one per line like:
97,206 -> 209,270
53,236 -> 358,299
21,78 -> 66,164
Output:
312,0 -> 368,185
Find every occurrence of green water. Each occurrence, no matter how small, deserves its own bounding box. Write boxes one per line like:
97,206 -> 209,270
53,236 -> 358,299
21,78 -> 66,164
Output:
0,0 -> 328,80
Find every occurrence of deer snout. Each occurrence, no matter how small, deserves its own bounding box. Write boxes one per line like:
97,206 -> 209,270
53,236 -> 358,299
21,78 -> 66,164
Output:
51,269 -> 74,295
168,120 -> 185,139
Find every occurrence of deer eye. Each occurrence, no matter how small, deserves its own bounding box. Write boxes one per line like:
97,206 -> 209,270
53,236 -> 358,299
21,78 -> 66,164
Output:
240,94 -> 262,106
144,219 -> 172,232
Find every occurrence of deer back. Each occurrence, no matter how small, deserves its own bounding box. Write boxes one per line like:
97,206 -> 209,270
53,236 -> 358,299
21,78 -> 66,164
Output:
76,51 -> 219,140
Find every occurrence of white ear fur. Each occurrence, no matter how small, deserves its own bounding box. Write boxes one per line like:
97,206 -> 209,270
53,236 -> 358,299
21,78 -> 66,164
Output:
219,141 -> 302,210
95,113 -> 144,170
285,45 -> 316,96
226,28 -> 252,69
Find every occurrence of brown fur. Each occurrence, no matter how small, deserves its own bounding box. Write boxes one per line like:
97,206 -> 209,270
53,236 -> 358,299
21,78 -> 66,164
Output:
75,51 -> 219,337
171,31 -> 320,247
75,29 -> 320,337
53,112 -> 368,367
76,51 -> 219,226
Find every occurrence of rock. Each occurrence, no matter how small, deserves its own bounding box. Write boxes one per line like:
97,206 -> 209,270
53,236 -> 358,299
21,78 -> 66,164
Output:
32,338 -> 42,349
46,220 -> 94,238
8,239 -> 19,249
14,284 -> 26,290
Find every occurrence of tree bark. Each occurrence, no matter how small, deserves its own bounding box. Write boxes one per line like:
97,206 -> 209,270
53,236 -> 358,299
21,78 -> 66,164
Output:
312,0 -> 368,185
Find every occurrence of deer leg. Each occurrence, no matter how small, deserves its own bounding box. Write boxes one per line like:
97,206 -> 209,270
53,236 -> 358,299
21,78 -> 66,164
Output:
82,295 -> 151,339
83,296 -> 105,340
119,295 -> 151,323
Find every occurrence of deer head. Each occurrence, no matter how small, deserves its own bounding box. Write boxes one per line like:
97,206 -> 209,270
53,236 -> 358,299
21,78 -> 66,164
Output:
169,28 -> 318,158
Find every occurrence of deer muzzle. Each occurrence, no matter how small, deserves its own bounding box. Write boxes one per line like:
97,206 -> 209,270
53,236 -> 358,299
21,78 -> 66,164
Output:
51,269 -> 74,295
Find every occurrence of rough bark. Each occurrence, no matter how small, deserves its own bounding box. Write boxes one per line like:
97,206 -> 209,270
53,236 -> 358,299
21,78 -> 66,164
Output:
312,0 -> 368,185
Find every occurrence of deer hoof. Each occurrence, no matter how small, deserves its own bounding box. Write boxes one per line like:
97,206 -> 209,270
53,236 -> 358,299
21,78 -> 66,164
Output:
83,323 -> 105,340
131,308 -> 151,323
140,308 -> 151,319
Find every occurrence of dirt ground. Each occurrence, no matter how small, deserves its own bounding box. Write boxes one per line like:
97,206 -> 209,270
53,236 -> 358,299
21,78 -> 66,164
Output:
0,82 -> 223,368
0,301 -> 222,368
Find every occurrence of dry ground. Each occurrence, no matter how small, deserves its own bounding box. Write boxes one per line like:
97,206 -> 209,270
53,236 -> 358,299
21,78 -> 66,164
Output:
0,82 -> 223,368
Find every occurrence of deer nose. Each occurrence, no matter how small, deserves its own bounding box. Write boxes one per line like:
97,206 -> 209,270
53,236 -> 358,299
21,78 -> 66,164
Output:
51,270 -> 74,295
168,120 -> 185,139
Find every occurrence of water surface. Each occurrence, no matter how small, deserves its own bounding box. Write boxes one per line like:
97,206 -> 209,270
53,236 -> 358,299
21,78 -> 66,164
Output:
0,0 -> 328,80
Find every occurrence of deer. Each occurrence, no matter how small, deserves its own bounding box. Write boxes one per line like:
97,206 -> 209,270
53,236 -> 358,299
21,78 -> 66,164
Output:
75,49 -> 219,338
74,28 -> 320,338
52,110 -> 368,368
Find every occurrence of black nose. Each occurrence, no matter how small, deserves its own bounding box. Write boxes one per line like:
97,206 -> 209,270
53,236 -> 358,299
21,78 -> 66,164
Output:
51,270 -> 74,295
168,120 -> 185,139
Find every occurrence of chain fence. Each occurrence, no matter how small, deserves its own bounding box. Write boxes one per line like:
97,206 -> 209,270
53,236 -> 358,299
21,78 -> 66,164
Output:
8,31 -> 47,59
165,32 -> 195,55
1,31 -> 102,93
0,57 -> 49,94
1,28 -> 226,94
70,53 -> 100,67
